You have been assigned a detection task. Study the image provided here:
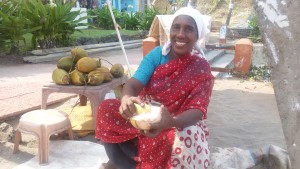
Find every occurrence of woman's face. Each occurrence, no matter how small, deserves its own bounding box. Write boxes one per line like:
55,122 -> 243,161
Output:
170,15 -> 198,58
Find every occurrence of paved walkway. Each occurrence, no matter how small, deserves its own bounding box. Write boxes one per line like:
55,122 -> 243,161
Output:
0,47 -> 143,120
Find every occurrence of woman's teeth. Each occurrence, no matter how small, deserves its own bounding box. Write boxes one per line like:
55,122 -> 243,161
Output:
176,42 -> 186,46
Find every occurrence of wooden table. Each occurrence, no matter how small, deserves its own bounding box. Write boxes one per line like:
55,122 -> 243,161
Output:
41,76 -> 128,121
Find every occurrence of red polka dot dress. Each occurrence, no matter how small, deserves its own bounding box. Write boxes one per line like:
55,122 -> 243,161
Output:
96,53 -> 214,169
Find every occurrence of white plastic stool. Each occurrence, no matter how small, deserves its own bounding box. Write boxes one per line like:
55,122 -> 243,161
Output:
13,109 -> 74,164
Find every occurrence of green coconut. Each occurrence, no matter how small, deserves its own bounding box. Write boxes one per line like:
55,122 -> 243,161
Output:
110,64 -> 125,78
52,68 -> 70,85
70,47 -> 88,63
70,70 -> 86,85
57,56 -> 75,72
87,70 -> 105,85
94,67 -> 113,82
76,57 -> 98,73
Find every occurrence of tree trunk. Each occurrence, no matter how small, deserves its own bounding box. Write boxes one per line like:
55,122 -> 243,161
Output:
187,0 -> 197,8
254,0 -> 300,168
225,0 -> 234,26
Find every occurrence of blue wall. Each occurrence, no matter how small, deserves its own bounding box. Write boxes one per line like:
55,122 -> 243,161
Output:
98,0 -> 137,12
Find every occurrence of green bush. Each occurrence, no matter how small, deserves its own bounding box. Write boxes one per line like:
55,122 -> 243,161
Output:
120,12 -> 141,30
88,6 -> 122,30
88,6 -> 159,31
0,0 -> 91,52
137,8 -> 159,31
0,0 -> 36,54
247,14 -> 262,43
22,0 -> 91,49
247,65 -> 271,82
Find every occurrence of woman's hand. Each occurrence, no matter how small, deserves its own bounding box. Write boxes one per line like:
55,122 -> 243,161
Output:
141,105 -> 175,138
119,96 -> 143,119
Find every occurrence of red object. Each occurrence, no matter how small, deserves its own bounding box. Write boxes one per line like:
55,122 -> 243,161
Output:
142,37 -> 159,56
234,38 -> 253,75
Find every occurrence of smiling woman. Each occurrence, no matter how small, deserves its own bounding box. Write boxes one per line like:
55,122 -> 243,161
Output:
169,16 -> 198,59
95,7 -> 214,169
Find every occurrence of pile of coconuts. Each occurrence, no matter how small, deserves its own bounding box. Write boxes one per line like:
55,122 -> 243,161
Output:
52,47 -> 125,86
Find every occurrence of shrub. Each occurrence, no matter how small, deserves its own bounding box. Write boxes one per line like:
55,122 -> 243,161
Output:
120,12 -> 141,30
248,14 -> 261,42
247,65 -> 271,82
88,6 -> 122,30
22,0 -> 90,49
88,6 -> 159,31
0,0 -> 34,54
137,7 -> 159,31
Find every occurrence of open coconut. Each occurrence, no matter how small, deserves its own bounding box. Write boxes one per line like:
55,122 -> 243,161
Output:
130,103 -> 161,130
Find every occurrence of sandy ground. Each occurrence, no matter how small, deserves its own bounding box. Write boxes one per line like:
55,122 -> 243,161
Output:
0,42 -> 287,168
0,77 -> 288,168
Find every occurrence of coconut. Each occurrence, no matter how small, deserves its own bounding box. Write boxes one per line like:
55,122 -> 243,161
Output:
130,103 -> 161,130
70,70 -> 86,85
110,64 -> 125,78
76,57 -> 98,73
52,68 -> 70,85
95,67 -> 113,82
95,67 -> 110,73
57,56 -> 75,72
87,70 -> 105,85
70,47 -> 88,62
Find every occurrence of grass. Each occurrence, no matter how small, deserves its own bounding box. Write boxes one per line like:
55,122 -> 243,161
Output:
72,29 -> 140,38
22,29 -> 140,51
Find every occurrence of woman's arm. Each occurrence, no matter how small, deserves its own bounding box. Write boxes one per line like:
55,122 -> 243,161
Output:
145,107 -> 203,137
119,78 -> 144,119
119,47 -> 165,119
171,109 -> 204,128
121,78 -> 144,100
158,107 -> 204,129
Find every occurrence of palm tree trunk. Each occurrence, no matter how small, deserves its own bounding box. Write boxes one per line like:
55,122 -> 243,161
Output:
187,0 -> 197,8
225,0 -> 234,26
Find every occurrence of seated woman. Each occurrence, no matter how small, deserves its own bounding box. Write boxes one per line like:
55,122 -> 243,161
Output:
96,7 -> 214,169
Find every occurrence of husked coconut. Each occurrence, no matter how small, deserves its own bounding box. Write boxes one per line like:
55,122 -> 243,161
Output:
130,103 -> 161,130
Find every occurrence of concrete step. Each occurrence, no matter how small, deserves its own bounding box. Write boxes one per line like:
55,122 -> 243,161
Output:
23,42 -> 142,63
30,40 -> 142,56
210,53 -> 234,78
204,49 -> 226,64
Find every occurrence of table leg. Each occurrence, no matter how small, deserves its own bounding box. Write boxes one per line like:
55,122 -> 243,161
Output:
79,95 -> 87,106
41,88 -> 59,109
85,90 -> 107,127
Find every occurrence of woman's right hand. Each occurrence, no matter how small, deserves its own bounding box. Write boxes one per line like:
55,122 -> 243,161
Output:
119,96 -> 143,119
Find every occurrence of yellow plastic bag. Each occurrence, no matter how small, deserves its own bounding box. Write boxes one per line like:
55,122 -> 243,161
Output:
64,103 -> 94,137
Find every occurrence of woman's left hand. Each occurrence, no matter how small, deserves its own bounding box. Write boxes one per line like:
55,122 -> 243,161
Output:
141,106 -> 175,138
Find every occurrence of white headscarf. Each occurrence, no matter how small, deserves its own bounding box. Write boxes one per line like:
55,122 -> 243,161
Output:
162,7 -> 210,56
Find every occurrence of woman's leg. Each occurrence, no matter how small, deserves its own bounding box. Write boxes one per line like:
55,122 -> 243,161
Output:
96,99 -> 140,168
103,139 -> 137,169
96,99 -> 140,142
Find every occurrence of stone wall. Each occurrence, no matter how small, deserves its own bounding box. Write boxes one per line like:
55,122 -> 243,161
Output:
252,43 -> 268,66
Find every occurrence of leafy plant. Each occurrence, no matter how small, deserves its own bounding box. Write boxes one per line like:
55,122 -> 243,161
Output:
88,6 -> 122,30
247,15 -> 262,43
246,65 -> 271,82
0,0 -> 38,54
120,12 -> 141,30
137,7 -> 159,31
22,0 -> 91,49
88,6 -> 158,31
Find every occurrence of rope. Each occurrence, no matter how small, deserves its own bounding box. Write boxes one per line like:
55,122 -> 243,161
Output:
106,0 -> 132,77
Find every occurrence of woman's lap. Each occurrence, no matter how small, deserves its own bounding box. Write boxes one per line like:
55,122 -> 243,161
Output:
95,99 -> 140,143
96,99 -> 210,168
